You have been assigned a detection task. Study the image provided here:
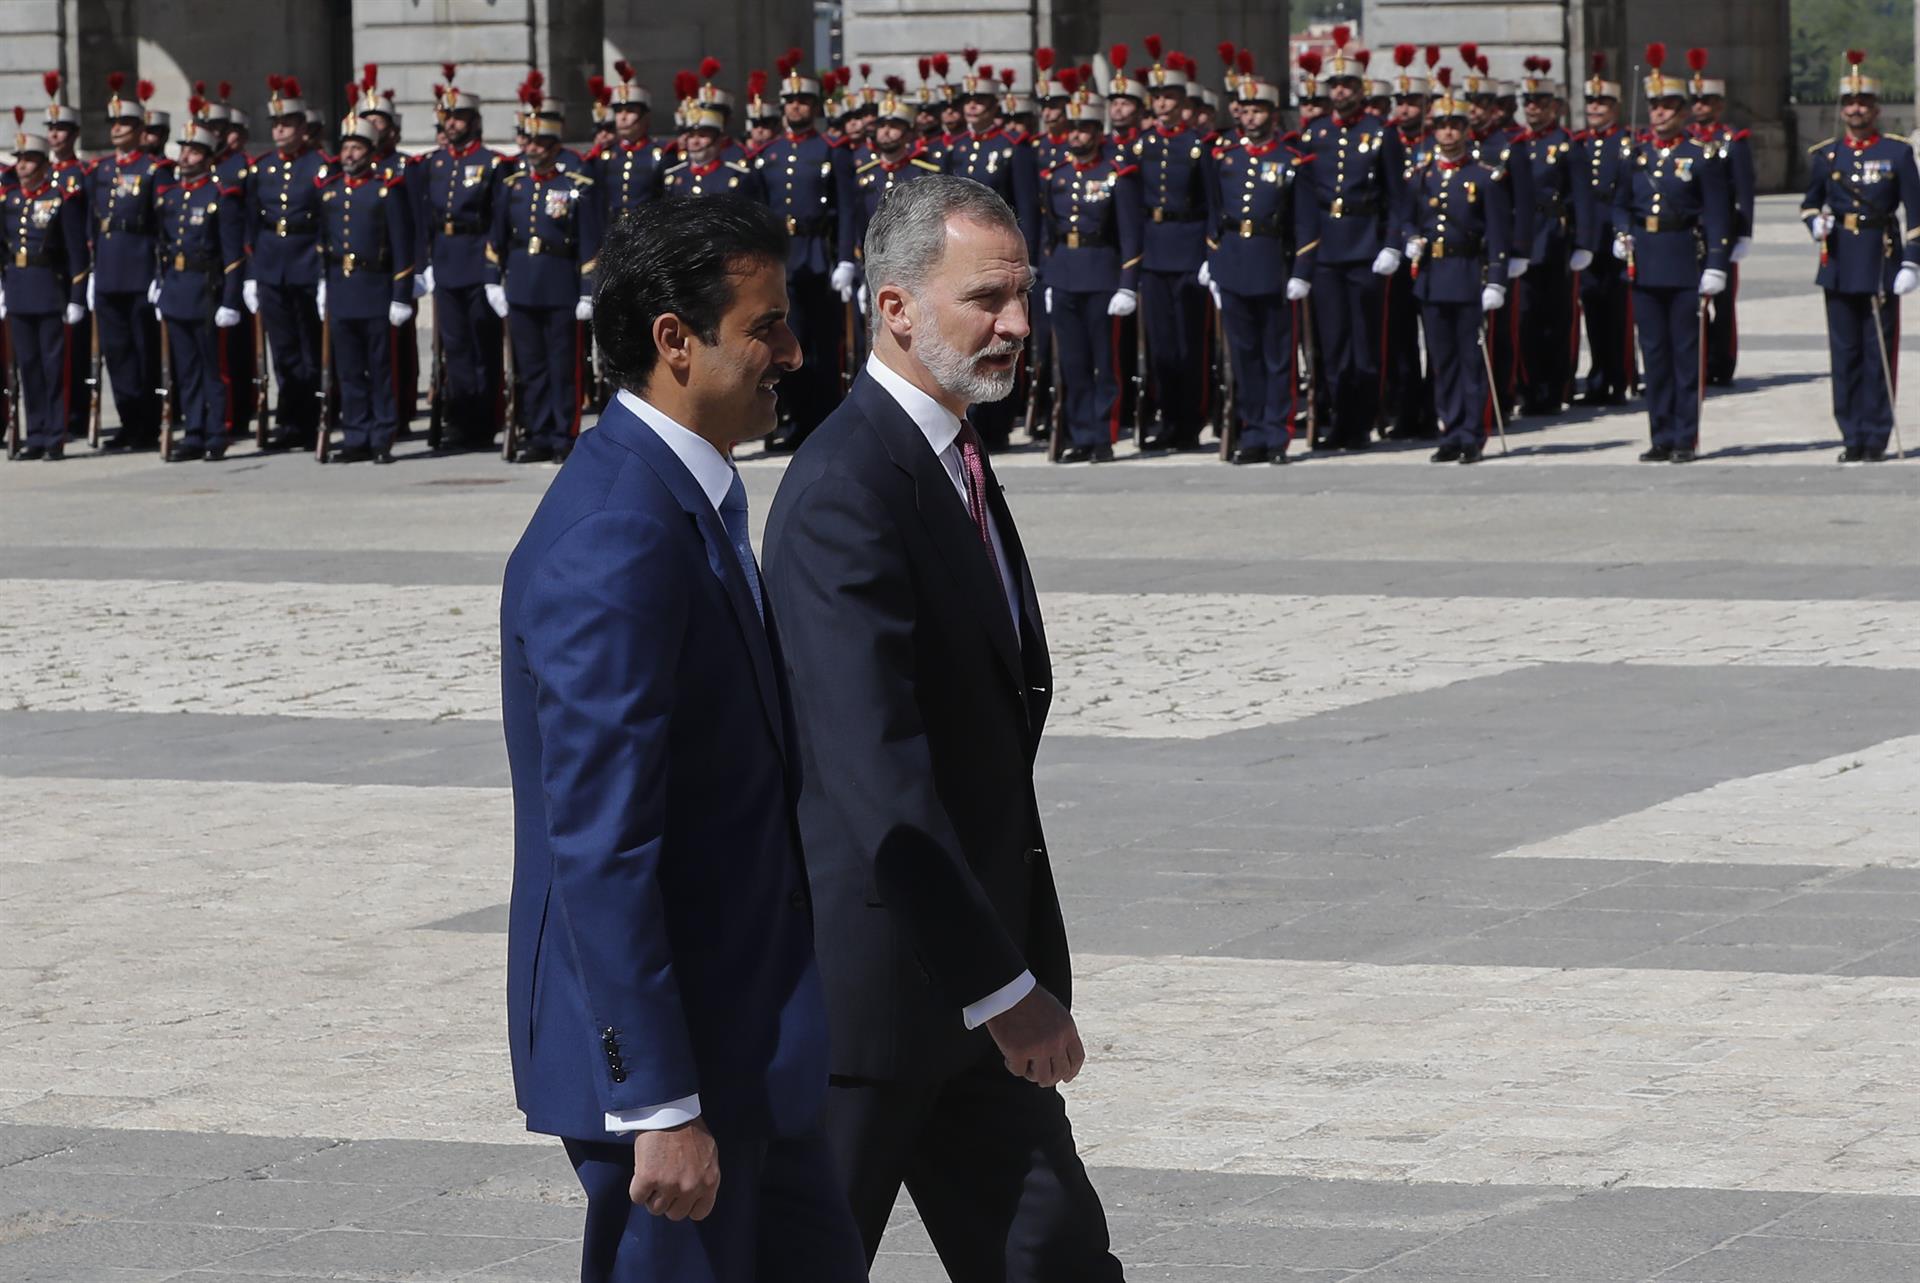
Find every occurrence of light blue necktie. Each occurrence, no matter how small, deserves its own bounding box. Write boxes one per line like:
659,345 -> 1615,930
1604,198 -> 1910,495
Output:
719,470 -> 764,621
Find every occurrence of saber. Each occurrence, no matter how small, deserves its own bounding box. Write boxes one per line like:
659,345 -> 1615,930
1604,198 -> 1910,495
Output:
1132,308 -> 1148,448
314,315 -> 332,462
158,319 -> 175,461
1696,292 -> 1709,444
1478,316 -> 1509,455
499,325 -> 518,461
1298,295 -> 1317,443
252,308 -> 271,447
1870,291 -> 1907,460
87,311 -> 102,448
1217,301 -> 1237,461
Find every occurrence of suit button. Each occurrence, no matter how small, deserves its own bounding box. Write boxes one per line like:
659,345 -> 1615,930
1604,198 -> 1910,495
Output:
1026,847 -> 1042,863
610,1068 -> 627,1083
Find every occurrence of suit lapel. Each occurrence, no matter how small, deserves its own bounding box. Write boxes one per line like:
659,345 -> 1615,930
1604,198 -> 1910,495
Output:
602,400 -> 788,761
853,375 -> 1022,687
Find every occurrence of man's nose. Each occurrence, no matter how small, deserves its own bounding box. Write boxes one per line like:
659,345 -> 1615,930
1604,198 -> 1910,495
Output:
1000,295 -> 1032,343
773,321 -> 803,372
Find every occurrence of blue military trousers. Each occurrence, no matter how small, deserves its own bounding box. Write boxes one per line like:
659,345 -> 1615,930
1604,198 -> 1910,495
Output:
1824,290 -> 1899,453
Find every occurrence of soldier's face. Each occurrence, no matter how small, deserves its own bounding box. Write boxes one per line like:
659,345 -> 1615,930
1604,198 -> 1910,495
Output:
615,107 -> 644,138
1390,98 -> 1425,127
749,122 -> 776,146
109,120 -> 139,151
1690,96 -> 1720,124
685,129 -> 718,162
49,124 -> 76,154
143,129 -> 167,153
13,155 -> 43,186
1067,123 -> 1101,156
1433,118 -> 1467,153
874,120 -> 909,152
1241,103 -> 1273,139
1108,96 -> 1140,128
1468,100 -> 1495,131
1523,97 -> 1557,130
446,112 -> 475,145
337,139 -> 369,173
1041,104 -> 1064,131
1648,97 -> 1684,134
1150,89 -> 1183,123
941,105 -> 963,131
845,115 -> 870,139
963,98 -> 992,128
177,144 -> 211,179
786,98 -> 816,129
526,137 -> 559,167
1329,81 -> 1361,113
1841,95 -> 1878,129
1585,99 -> 1618,130
1193,105 -> 1215,131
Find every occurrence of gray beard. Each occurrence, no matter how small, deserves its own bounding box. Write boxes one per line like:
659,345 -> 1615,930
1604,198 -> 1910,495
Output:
914,304 -> 1019,405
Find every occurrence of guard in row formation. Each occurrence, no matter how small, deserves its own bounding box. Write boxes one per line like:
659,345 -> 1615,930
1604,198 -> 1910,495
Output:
2,44 -> 1911,467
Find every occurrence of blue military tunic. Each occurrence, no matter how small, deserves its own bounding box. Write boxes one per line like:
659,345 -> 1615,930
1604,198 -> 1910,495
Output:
246,145 -> 329,287
1128,122 -> 1213,444
1041,153 -> 1143,451
154,172 -> 244,450
1517,125 -> 1577,410
1802,131 -> 1920,454
1402,153 -> 1512,447
659,157 -> 762,201
417,139 -> 507,290
847,147 -> 943,260
86,148 -> 170,443
1572,125 -> 1637,400
753,130 -> 852,277
2,175 -> 87,449
317,168 -> 414,452
490,165 -> 601,454
590,137 -> 672,222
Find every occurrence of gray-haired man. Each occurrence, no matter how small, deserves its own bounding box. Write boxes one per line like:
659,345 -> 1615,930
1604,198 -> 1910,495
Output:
763,176 -> 1125,1279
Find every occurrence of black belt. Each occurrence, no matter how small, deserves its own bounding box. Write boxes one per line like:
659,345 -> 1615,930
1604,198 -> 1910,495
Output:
167,254 -> 219,272
782,214 -> 834,236
1225,218 -> 1286,239
10,249 -> 54,268
261,215 -> 317,235
1057,230 -> 1112,249
440,218 -> 487,235
1327,194 -> 1380,218
328,250 -> 390,274
1424,236 -> 1484,259
98,217 -> 153,235
1149,207 -> 1205,222
513,237 -> 575,258
1637,214 -> 1699,233
1840,211 -> 1893,231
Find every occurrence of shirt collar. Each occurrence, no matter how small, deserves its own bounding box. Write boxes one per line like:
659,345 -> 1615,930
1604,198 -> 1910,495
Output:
864,355 -> 963,458
616,389 -> 736,512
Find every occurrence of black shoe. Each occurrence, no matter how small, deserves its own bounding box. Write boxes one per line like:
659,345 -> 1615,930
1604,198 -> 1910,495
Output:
333,445 -> 371,464
45,444 -> 64,461
1839,446 -> 1866,464
1459,446 -> 1483,464
1638,446 -> 1672,463
1669,449 -> 1696,464
1865,448 -> 1888,463
1429,444 -> 1462,463
1056,446 -> 1092,464
1230,445 -> 1269,465
166,443 -> 204,462
204,445 -> 226,462
17,445 -> 45,461
1090,443 -> 1114,462
372,449 -> 394,464
1267,446 -> 1289,465
513,444 -> 554,465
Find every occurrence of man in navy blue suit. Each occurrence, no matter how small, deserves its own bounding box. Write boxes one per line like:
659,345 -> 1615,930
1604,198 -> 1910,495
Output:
500,194 -> 866,1283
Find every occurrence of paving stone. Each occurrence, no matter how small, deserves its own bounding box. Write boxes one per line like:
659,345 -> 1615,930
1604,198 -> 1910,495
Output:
19,1131 -> 333,1180
1760,1193 -> 1920,1244
130,1177 -> 422,1230
1378,1226 -> 1732,1277
215,1226 -> 554,1278
0,1219 -> 296,1271
262,1138 -> 547,1189
1657,1236 -> 1920,1282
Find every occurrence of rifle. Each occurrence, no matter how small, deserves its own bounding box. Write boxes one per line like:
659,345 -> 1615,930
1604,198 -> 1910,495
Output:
840,299 -> 855,396
1132,311 -> 1149,448
314,315 -> 332,462
158,320 -> 175,461
252,309 -> 270,447
87,313 -> 102,448
1217,305 -> 1237,461
1022,334 -> 1042,437
1045,333 -> 1066,462
4,349 -> 19,461
427,294 -> 444,451
499,326 -> 518,461
1298,296 -> 1317,443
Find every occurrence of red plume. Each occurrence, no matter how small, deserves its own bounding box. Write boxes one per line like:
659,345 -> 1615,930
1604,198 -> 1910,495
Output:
1145,35 -> 1163,61
1687,48 -> 1707,73
614,59 -> 634,81
442,62 -> 458,83
383,88 -> 394,103
587,74 -> 605,96
1331,25 -> 1351,50
1523,56 -> 1538,73
775,51 -> 793,76
931,53 -> 950,78
188,94 -> 204,116
1426,46 -> 1441,69
1237,50 -> 1255,75
598,84 -> 614,107
1394,44 -> 1415,69
1059,69 -> 1080,94
266,73 -> 282,93
700,57 -> 721,81
1436,67 -> 1453,89
1298,52 -> 1322,77
859,62 -> 872,79
1356,49 -> 1372,71
43,70 -> 61,98
1848,49 -> 1867,66
885,75 -> 905,93
1109,43 -> 1129,72
217,79 -> 232,100
746,70 -> 766,98
1078,63 -> 1094,84
1218,41 -> 1237,68
1591,52 -> 1607,74
674,71 -> 698,99
1459,43 -> 1479,65
918,56 -> 931,80
1477,55 -> 1491,75
108,71 -> 126,93
526,69 -> 545,94
979,64 -> 994,81
1645,43 -> 1666,70
1538,57 -> 1552,74
362,63 -> 378,90
193,79 -> 206,96
1001,68 -> 1015,88
13,106 -> 24,126
282,77 -> 300,99
962,46 -> 979,67
1035,48 -> 1055,74
139,78 -> 156,102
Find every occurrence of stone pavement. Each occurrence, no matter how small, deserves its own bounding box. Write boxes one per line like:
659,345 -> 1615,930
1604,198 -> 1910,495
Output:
2,191 -> 1919,1280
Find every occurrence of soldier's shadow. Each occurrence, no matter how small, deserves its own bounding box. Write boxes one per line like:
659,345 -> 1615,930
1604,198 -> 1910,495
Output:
1703,439 -> 1844,459
1502,440 -> 1638,457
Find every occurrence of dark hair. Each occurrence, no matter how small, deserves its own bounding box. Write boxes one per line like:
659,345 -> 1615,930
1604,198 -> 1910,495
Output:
595,195 -> 789,390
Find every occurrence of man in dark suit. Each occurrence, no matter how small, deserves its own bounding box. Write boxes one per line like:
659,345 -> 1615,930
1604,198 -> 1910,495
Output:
764,175 -> 1124,1281
500,194 -> 866,1283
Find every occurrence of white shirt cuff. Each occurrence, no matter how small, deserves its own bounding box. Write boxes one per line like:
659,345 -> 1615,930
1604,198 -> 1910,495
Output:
962,970 -> 1036,1030
605,1094 -> 701,1135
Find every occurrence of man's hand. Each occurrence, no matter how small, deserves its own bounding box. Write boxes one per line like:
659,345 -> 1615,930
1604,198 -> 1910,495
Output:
629,1117 -> 721,1222
1370,247 -> 1402,276
1507,255 -> 1531,279
986,983 -> 1085,1088
242,278 -> 259,314
1285,276 -> 1311,302
485,282 -> 509,318
1568,248 -> 1594,272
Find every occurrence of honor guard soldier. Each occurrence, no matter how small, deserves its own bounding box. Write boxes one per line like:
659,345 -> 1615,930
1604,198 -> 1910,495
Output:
1042,88 -> 1142,463
2,114 -> 88,459
1104,46 -> 1146,153
1517,58 -> 1576,415
488,100 -> 599,464
43,72 -> 92,444
591,60 -> 670,221
1572,55 -> 1635,406
1381,45 -> 1439,438
354,71 -> 422,421
659,104 -> 761,200
207,86 -> 259,439
1033,50 -> 1072,171
1134,36 -> 1210,451
1802,51 -> 1920,463
755,56 -> 855,452
1461,48 -> 1532,422
89,74 -> 169,451
1401,85 -> 1512,463
1205,76 -> 1314,465
690,59 -> 745,163
143,99 -> 172,159
1612,45 -> 1732,463
743,72 -> 781,158
153,121 -> 244,462
246,77 -> 328,450
1295,26 -> 1406,450
316,107 -> 416,463
587,78 -> 617,158
1687,49 -> 1755,385
417,71 -> 508,450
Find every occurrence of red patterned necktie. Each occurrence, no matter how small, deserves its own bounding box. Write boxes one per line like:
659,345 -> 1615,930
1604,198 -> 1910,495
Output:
955,420 -> 1009,603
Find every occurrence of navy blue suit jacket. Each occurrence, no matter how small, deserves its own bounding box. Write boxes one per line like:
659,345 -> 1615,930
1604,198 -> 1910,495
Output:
500,394 -> 829,1143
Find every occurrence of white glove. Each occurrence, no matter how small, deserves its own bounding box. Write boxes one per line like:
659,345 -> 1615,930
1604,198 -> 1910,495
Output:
1730,237 -> 1751,264
1370,247 -> 1402,276
1285,277 -> 1311,301
1405,238 -> 1424,261
1044,287 -> 1053,314
147,279 -> 161,307
1481,284 -> 1507,312
1809,212 -> 1835,241
1208,281 -> 1222,308
86,275 -> 95,310
316,280 -> 327,319
830,260 -> 857,300
1612,233 -> 1631,262
1895,264 -> 1920,296
415,266 -> 434,298
856,284 -> 869,316
1698,269 -> 1727,297
1197,261 -> 1212,288
574,295 -> 594,322
1569,249 -> 1594,272
1106,288 -> 1137,318
214,306 -> 242,328
242,278 -> 259,314
0,286 -> 6,319
64,302 -> 85,325
388,301 -> 414,326
1508,255 -> 1531,279
485,282 -> 509,318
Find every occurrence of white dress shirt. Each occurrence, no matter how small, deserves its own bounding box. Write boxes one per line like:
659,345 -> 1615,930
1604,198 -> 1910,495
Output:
602,390 -> 738,1136
863,356 -> 1037,1030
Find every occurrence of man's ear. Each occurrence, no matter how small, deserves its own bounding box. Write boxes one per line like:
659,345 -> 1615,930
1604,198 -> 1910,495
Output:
875,285 -> 912,338
653,313 -> 692,375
